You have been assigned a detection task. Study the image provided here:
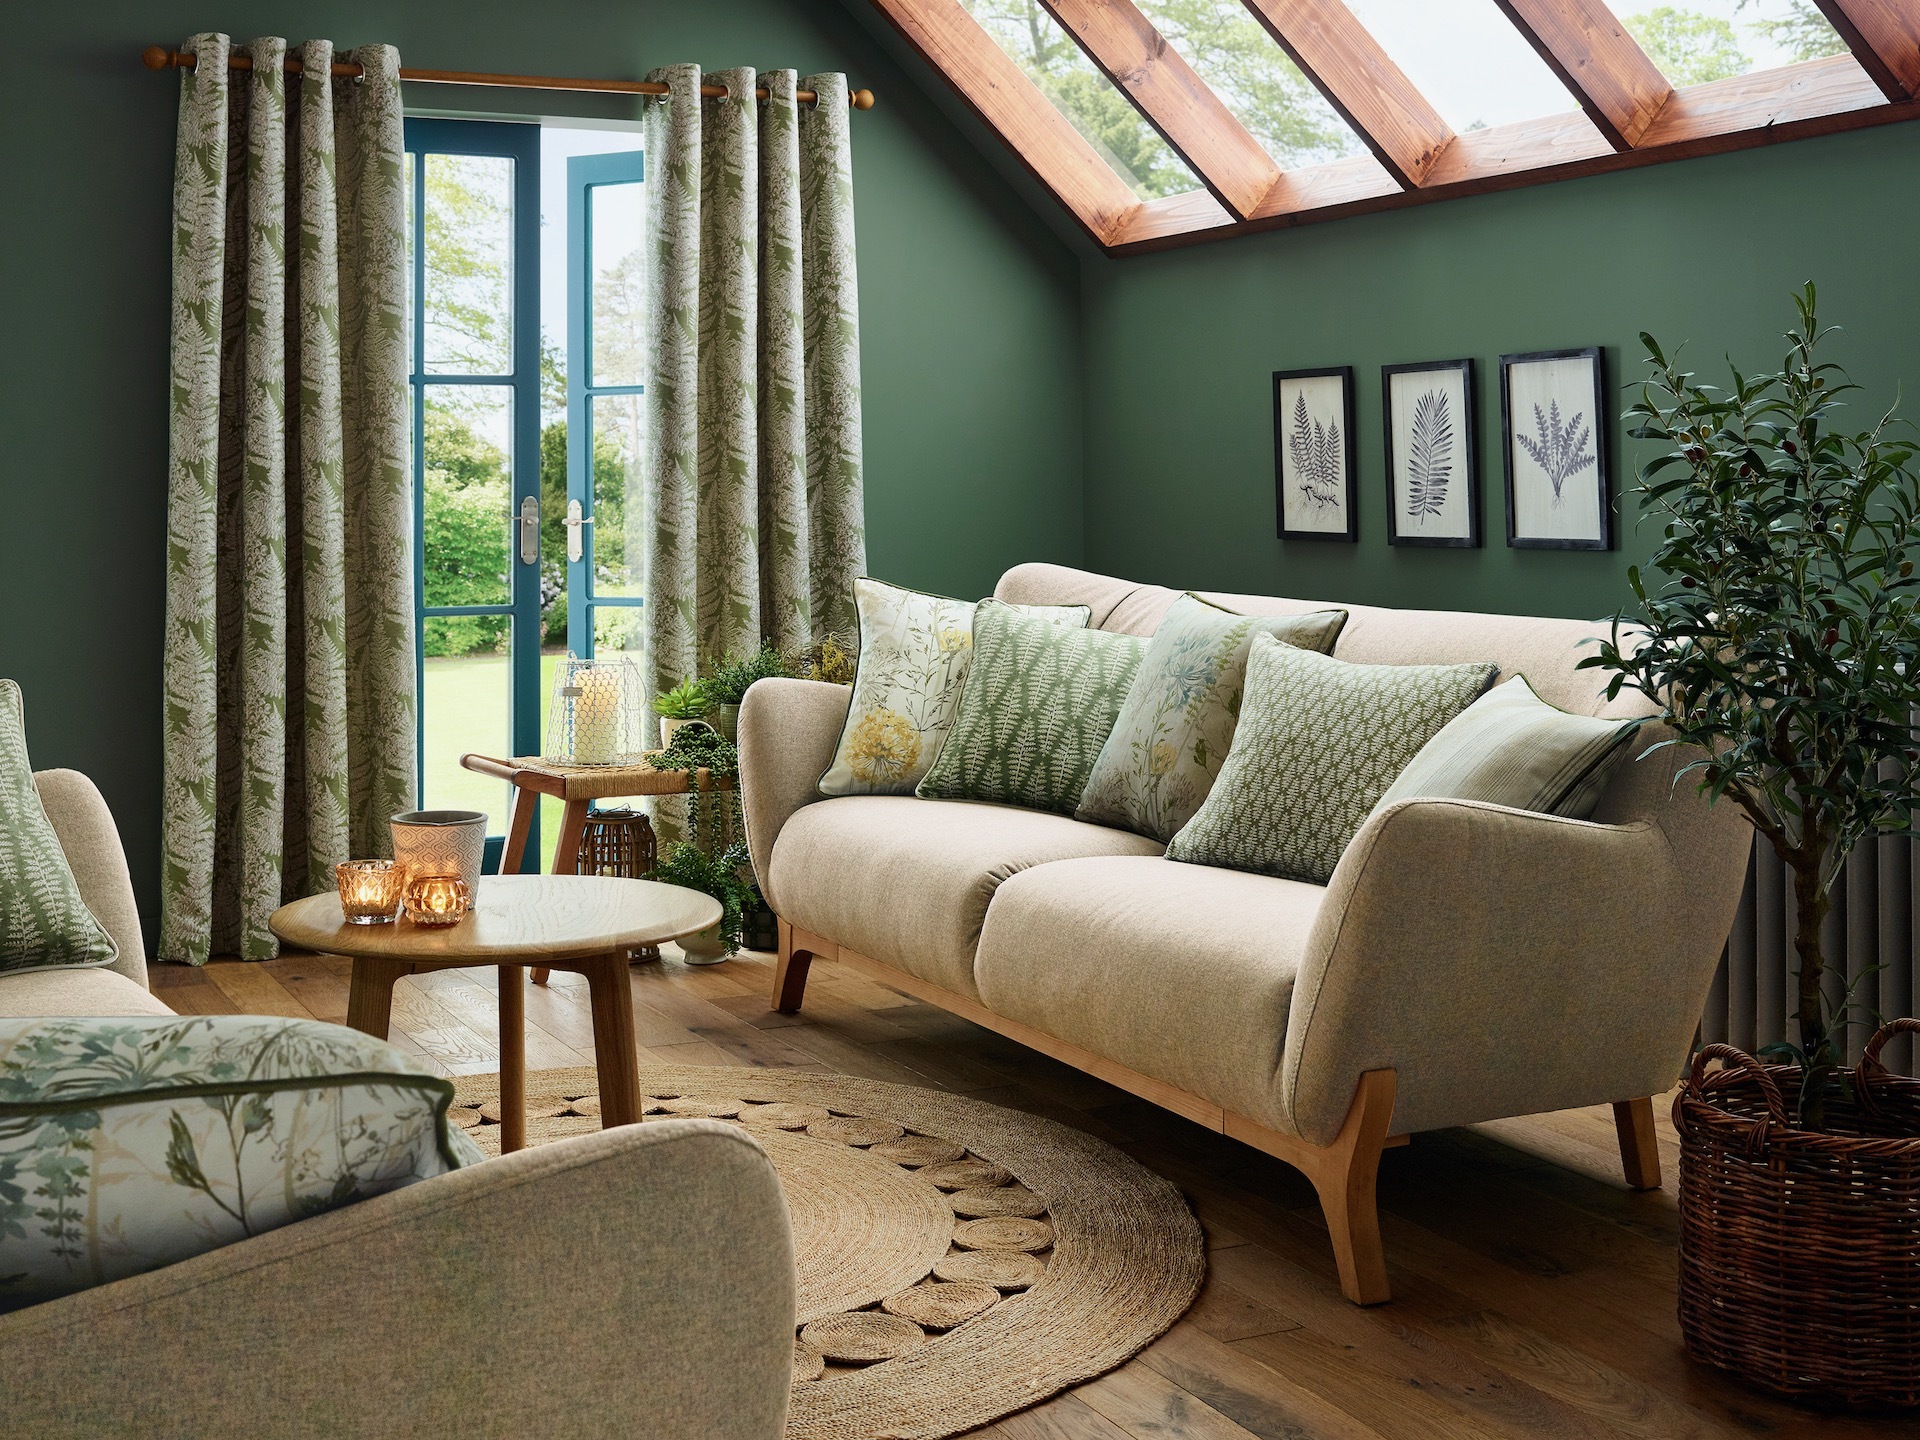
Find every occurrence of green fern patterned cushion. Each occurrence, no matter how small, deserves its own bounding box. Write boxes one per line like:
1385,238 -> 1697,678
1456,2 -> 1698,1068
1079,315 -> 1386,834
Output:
0,679 -> 117,974
915,601 -> 1149,815
0,1014 -> 483,1312
818,578 -> 1090,797
1167,636 -> 1498,884
1077,596 -> 1347,841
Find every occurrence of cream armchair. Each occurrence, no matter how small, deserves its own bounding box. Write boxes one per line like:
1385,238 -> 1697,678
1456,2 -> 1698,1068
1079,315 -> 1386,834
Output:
739,564 -> 1753,1305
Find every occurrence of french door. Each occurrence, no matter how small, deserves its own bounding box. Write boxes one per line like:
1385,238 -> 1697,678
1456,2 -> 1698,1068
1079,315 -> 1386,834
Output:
402,118 -> 542,864
564,150 -> 646,661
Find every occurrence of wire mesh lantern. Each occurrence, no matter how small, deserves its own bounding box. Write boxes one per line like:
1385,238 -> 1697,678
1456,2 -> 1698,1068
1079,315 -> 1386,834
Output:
544,653 -> 647,766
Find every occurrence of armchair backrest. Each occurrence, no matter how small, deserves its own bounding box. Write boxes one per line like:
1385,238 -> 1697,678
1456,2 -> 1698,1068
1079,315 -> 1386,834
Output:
32,769 -> 148,988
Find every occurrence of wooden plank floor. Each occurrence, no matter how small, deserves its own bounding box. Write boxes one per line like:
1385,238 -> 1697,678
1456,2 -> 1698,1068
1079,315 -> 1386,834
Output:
160,950 -> 1905,1440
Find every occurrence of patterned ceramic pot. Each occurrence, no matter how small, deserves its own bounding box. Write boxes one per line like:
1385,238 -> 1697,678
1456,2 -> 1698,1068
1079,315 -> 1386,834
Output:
679,926 -> 729,966
390,810 -> 487,899
660,717 -> 713,750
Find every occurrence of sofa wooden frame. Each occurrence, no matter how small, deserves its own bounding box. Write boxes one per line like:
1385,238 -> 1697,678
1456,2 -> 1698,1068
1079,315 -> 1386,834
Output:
773,919 -> 1662,1305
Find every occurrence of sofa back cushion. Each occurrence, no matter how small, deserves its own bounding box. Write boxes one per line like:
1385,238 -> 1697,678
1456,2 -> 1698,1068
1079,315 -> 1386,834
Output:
0,1014 -> 482,1312
0,680 -> 119,977
994,562 -> 1651,721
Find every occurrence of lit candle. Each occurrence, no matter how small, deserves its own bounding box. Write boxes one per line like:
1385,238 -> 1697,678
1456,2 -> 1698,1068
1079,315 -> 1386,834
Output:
336,860 -> 402,925
571,664 -> 621,764
403,873 -> 470,927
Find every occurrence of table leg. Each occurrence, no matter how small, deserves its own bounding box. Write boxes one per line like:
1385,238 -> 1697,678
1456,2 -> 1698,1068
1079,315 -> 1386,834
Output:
501,784 -> 537,876
345,957 -> 410,1039
532,799 -> 594,988
500,964 -> 526,1154
584,951 -> 642,1129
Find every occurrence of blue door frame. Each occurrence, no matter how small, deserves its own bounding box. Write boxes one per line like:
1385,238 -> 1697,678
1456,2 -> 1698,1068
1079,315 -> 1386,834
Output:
403,118 -> 542,870
565,149 -> 646,657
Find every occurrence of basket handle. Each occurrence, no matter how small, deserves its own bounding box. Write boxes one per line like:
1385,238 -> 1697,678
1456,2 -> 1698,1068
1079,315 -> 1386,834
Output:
1855,1018 -> 1920,1114
1688,1043 -> 1789,1154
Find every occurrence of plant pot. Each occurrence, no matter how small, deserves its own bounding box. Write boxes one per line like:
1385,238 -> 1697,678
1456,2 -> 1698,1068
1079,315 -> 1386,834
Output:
1674,1020 -> 1920,1408
711,703 -> 741,743
677,925 -> 729,966
659,716 -> 712,750
741,897 -> 779,953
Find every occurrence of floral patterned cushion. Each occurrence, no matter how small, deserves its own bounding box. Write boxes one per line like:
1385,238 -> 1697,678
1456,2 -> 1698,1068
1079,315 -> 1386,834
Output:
817,578 -> 1090,796
1076,596 -> 1347,841
0,679 -> 118,975
0,1014 -> 483,1312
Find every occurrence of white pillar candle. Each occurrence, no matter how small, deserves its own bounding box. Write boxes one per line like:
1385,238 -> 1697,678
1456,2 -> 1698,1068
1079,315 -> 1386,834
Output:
572,664 -> 621,764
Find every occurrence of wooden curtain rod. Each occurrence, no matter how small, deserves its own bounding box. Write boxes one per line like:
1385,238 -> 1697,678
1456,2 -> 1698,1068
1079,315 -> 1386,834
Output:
141,46 -> 877,110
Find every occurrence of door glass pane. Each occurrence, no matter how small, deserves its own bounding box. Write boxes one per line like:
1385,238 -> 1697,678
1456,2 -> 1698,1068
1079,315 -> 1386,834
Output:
423,385 -> 514,611
421,646 -> 512,819
1341,0 -> 1582,130
587,392 -> 642,601
1615,0 -> 1847,84
1129,0 -> 1367,168
958,0 -> 1203,200
423,152 -> 514,375
589,181 -> 646,388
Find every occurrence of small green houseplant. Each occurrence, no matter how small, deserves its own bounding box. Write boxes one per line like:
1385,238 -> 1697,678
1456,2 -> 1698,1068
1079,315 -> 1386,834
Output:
1587,286 -> 1920,1407
700,643 -> 790,741
650,676 -> 712,750
646,837 -> 754,959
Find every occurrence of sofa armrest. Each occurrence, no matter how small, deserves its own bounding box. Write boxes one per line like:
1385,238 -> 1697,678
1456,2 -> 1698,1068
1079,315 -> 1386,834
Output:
1280,795 -> 1748,1146
33,768 -> 145,987
0,1119 -> 795,1440
738,676 -> 849,913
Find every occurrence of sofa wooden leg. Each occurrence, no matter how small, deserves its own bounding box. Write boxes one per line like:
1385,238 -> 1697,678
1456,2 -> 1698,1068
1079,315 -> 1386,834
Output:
1612,1096 -> 1662,1190
1306,1069 -> 1396,1306
772,918 -> 813,1014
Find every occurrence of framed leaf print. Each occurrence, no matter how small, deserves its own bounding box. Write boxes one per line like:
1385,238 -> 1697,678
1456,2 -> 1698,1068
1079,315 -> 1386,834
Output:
1383,359 -> 1478,548
1274,367 -> 1358,542
1501,347 -> 1611,550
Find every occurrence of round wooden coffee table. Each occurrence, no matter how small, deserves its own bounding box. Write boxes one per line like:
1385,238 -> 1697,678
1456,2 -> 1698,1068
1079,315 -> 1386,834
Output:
269,875 -> 721,1153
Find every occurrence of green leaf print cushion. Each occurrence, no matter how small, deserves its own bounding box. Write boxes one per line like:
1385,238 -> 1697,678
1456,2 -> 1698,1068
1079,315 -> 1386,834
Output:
0,1014 -> 483,1312
1077,596 -> 1347,841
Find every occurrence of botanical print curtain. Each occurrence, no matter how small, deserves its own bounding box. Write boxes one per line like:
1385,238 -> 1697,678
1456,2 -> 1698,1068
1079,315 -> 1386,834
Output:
640,64 -> 865,717
160,35 -> 413,964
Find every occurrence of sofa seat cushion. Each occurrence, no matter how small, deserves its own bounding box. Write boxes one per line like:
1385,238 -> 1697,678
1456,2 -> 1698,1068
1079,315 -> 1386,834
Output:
975,856 -> 1324,1132
0,967 -> 174,1019
768,796 -> 1164,996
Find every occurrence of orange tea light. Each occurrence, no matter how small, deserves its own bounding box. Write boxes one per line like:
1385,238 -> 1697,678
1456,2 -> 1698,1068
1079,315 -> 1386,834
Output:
335,860 -> 402,925
403,873 -> 470,927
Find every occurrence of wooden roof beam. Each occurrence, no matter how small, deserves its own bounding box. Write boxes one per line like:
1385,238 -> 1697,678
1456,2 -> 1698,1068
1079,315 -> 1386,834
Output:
1492,0 -> 1674,149
1036,0 -> 1282,220
1237,0 -> 1455,189
864,0 -> 1141,244
1814,1 -> 1920,100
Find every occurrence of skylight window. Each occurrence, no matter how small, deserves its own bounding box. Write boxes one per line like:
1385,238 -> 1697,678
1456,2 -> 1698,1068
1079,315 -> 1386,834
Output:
959,0 -> 1204,200
1341,0 -> 1584,130
1130,0 -> 1369,169
1616,1 -> 1848,85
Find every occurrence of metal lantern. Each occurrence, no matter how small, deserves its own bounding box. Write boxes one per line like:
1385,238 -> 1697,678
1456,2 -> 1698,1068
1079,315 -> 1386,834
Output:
580,806 -> 657,879
545,653 -> 647,766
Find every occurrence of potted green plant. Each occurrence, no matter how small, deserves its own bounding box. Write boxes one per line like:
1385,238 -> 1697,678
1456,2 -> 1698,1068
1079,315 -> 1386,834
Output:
1587,285 -> 1920,1407
645,838 -> 755,964
699,642 -> 791,742
650,676 -> 711,750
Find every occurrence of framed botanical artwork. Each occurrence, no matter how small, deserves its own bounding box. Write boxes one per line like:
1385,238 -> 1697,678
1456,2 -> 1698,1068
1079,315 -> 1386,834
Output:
1382,359 -> 1478,548
1500,347 -> 1611,550
1273,367 -> 1358,541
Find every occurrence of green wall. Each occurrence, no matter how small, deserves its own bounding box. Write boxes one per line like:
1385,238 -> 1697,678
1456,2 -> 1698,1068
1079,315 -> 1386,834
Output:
1080,121 -> 1920,621
0,0 -> 1084,934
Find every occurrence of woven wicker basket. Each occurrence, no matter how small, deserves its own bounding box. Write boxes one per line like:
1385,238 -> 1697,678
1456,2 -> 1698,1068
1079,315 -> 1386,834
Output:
1674,1019 -> 1920,1408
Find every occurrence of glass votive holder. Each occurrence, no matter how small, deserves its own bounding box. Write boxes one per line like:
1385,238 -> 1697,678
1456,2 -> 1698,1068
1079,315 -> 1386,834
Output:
336,859 -> 403,924
403,873 -> 471,928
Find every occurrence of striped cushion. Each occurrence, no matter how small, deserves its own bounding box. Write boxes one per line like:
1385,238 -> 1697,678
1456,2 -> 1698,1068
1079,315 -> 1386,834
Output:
1369,675 -> 1636,822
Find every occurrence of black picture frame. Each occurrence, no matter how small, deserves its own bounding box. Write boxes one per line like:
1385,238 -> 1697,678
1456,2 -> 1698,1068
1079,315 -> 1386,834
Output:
1500,346 -> 1611,551
1273,366 -> 1359,542
1382,358 -> 1479,549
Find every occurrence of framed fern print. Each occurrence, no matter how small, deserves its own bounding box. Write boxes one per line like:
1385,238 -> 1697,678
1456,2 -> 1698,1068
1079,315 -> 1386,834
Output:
1273,367 -> 1358,542
1383,359 -> 1478,548
1500,348 -> 1611,551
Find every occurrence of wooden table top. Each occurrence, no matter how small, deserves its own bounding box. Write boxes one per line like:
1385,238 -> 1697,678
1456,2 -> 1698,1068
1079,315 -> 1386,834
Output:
461,751 -> 734,801
269,875 -> 722,965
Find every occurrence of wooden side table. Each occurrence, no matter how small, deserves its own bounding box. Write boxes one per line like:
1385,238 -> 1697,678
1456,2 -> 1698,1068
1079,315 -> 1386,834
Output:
460,752 -> 734,983
269,875 -> 721,1154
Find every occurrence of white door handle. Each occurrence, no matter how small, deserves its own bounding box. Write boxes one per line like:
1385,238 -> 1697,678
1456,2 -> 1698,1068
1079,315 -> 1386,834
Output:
565,499 -> 594,563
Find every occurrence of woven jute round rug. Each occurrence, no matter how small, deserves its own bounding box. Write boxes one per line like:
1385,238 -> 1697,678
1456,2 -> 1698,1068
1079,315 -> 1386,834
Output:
450,1064 -> 1204,1439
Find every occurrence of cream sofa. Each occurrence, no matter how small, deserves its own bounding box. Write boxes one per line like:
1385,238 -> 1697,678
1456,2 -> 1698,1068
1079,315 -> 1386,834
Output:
740,562 -> 1753,1305
1,770 -> 795,1440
